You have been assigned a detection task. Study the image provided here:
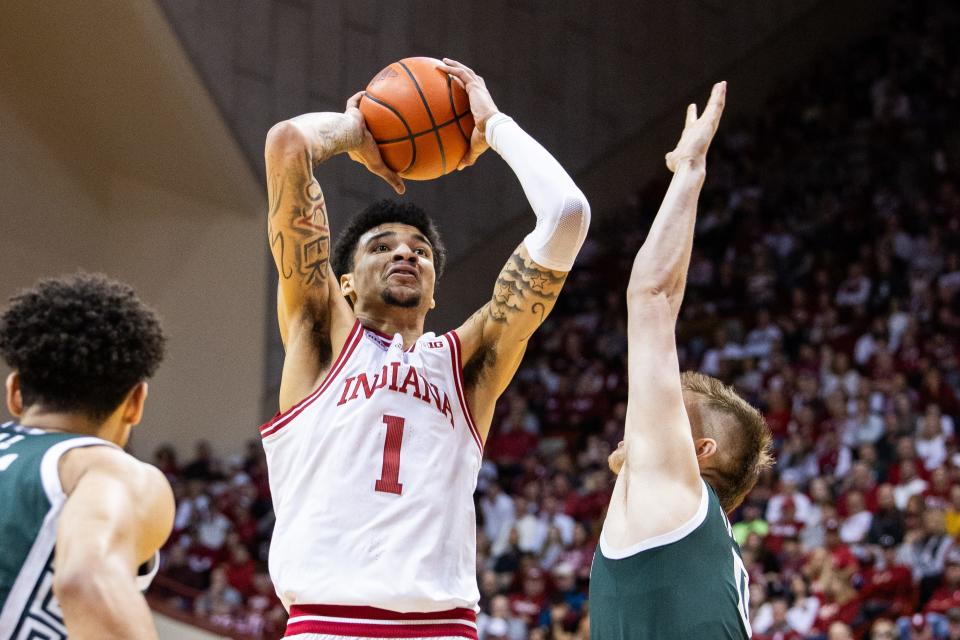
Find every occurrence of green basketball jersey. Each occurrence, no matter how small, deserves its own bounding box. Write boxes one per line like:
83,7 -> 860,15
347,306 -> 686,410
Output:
0,421 -> 114,639
589,480 -> 751,640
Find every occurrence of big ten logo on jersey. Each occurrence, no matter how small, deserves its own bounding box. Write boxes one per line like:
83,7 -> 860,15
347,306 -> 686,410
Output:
337,361 -> 455,427
0,432 -> 24,472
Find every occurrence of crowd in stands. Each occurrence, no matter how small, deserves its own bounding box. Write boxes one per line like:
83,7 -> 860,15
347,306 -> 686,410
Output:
147,1 -> 960,638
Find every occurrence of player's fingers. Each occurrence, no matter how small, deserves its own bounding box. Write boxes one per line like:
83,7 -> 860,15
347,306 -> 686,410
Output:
437,63 -> 472,86
437,65 -> 468,87
442,58 -> 476,76
705,81 -> 727,124
457,143 -> 484,170
378,169 -> 405,194
686,103 -> 697,127
457,149 -> 480,171
346,91 -> 364,110
363,155 -> 405,194
377,165 -> 405,194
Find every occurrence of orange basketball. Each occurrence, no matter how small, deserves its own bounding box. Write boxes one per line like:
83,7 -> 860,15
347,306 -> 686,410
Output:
359,57 -> 474,181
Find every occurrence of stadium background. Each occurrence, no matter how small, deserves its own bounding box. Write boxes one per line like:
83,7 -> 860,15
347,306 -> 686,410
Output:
6,1 -> 958,639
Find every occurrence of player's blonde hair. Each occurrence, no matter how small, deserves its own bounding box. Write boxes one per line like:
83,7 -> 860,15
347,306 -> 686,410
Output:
681,371 -> 774,513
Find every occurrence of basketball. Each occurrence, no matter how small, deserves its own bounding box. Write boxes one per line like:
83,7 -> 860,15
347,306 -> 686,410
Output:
359,57 -> 474,181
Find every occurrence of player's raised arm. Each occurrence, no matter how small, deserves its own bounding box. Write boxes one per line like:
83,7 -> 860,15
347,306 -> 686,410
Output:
440,59 -> 591,437
613,82 -> 727,509
266,95 -> 404,410
53,447 -> 174,640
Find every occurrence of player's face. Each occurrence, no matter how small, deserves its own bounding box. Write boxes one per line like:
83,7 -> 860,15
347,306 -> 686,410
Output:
350,223 -> 436,313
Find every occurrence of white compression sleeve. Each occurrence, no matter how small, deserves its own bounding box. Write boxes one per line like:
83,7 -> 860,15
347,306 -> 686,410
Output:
485,113 -> 591,272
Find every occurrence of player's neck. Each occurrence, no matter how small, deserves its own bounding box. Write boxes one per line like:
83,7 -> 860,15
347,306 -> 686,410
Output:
355,309 -> 424,348
17,407 -> 118,442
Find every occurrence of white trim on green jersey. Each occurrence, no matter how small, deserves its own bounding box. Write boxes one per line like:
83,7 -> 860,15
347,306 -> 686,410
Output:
598,479 -> 709,559
0,436 -> 113,638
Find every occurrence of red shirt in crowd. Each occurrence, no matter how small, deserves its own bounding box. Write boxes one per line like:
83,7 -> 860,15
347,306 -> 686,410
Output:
227,559 -> 257,597
754,629 -> 803,640
486,429 -> 539,464
811,595 -> 863,635
925,585 -> 960,615
860,565 -> 915,617
765,521 -> 804,555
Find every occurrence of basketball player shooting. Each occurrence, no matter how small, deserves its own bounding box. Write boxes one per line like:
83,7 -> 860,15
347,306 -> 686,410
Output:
588,83 -> 773,639
260,58 -> 590,639
0,274 -> 173,640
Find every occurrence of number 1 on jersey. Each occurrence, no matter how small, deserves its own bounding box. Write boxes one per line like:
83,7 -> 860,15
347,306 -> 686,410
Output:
375,415 -> 405,495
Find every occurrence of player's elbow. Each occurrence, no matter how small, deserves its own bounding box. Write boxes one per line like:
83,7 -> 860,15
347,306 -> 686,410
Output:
526,190 -> 591,271
53,564 -> 100,606
626,254 -> 684,304
265,120 -> 310,160
564,188 -> 591,226
54,554 -> 126,605
626,275 -> 674,303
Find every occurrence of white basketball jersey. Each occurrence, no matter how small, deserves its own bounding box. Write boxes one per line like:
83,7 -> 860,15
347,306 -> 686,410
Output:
260,320 -> 483,631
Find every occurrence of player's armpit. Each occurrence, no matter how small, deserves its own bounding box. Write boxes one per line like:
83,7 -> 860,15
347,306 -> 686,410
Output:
54,447 -> 173,639
456,242 -> 567,437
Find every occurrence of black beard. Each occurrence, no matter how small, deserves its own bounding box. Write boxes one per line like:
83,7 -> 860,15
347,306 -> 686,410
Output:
381,288 -> 420,308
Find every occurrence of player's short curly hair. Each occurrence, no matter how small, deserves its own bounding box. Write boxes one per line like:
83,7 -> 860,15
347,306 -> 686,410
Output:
331,199 -> 446,278
0,273 -> 166,420
682,371 -> 774,513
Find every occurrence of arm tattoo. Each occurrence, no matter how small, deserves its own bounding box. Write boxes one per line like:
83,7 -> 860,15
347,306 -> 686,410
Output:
489,252 -> 566,324
267,151 -> 330,285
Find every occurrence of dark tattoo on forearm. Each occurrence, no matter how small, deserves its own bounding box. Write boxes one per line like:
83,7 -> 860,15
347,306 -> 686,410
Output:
268,217 -> 293,279
267,151 -> 330,285
489,252 -> 566,324
531,302 -> 546,324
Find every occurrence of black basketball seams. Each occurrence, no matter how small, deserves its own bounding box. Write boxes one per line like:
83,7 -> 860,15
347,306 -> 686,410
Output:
447,74 -> 471,144
398,60 -> 447,175
362,92 -> 417,173
373,112 -> 472,145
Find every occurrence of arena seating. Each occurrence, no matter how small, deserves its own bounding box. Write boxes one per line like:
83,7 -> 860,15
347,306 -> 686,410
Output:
147,2 -> 960,638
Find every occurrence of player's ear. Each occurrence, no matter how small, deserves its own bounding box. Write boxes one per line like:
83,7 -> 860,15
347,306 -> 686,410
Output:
694,437 -> 718,461
430,298 -> 436,310
120,382 -> 149,427
6,372 -> 23,417
340,273 -> 357,304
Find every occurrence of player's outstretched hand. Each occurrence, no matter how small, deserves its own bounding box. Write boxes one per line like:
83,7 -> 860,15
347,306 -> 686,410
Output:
345,92 -> 406,194
436,58 -> 499,170
665,81 -> 726,173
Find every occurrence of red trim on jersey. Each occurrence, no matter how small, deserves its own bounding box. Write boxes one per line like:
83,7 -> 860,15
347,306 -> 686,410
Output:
289,604 -> 477,622
445,332 -> 483,453
260,321 -> 363,438
285,604 -> 477,639
285,620 -> 476,638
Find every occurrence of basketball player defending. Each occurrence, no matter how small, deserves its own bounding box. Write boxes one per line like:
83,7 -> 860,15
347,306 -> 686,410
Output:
0,274 -> 173,640
588,83 -> 773,639
261,58 -> 590,639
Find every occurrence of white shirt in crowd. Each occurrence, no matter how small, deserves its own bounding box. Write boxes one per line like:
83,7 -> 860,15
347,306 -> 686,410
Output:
844,413 -> 885,447
766,491 -> 812,524
480,491 -> 516,545
916,434 -> 948,471
894,478 -> 929,510
840,511 -> 873,544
